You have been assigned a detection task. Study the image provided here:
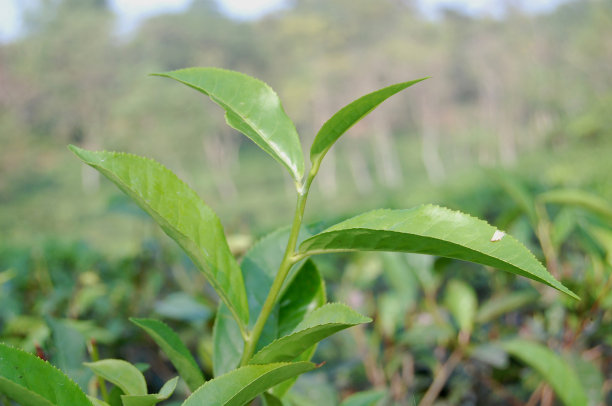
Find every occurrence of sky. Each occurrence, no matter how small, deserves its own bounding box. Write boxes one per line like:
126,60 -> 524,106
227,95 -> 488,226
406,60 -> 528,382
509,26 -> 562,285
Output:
0,0 -> 568,42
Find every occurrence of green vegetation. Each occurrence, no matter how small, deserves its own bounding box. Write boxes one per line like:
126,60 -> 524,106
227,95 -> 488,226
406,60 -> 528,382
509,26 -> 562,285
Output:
1,0 -> 612,404
0,66 -> 581,405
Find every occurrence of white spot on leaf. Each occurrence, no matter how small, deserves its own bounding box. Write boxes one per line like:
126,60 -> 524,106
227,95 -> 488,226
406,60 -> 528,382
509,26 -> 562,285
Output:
491,230 -> 506,242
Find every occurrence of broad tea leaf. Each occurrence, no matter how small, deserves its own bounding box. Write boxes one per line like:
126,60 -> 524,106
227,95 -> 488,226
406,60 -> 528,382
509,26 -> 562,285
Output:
130,318 -> 205,391
250,303 -> 370,364
502,340 -> 588,406
182,362 -> 316,406
84,359 -> 146,396
70,146 -> 249,327
310,79 -> 427,166
155,68 -> 304,183
299,205 -> 577,299
0,343 -> 91,406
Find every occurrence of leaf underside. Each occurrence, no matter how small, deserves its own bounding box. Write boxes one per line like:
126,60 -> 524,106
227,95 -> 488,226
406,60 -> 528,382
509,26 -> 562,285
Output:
84,359 -> 147,396
299,205 -> 577,299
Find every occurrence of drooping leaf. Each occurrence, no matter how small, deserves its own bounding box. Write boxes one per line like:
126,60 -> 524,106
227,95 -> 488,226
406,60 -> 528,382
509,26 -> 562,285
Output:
0,343 -> 91,406
182,362 -> 316,406
501,340 -> 588,406
339,389 -> 386,406
250,303 -> 370,364
299,205 -> 577,299
538,189 -> 612,222
444,279 -> 477,333
69,146 -> 248,327
476,290 -> 539,324
310,79 -> 427,166
154,68 -> 304,183
212,227 -> 316,377
84,359 -> 146,396
121,377 -> 178,406
130,318 -> 205,391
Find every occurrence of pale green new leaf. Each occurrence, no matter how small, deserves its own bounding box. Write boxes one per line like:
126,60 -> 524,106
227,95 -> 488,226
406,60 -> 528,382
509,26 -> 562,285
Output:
502,339 -> 588,406
0,343 -> 92,406
250,303 -> 370,364
154,68 -> 304,182
538,189 -> 612,222
444,279 -> 477,333
84,359 -> 146,396
70,146 -> 248,327
339,390 -> 386,406
130,318 -> 204,392
299,205 -> 577,299
121,377 -> 178,406
310,79 -> 427,166
182,362 -> 316,406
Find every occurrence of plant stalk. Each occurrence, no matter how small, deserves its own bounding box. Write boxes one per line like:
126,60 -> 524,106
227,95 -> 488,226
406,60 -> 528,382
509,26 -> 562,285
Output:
239,163 -> 319,366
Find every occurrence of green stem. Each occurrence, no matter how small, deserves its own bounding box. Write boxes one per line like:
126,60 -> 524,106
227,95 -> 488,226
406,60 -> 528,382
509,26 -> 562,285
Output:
88,339 -> 109,403
239,163 -> 319,366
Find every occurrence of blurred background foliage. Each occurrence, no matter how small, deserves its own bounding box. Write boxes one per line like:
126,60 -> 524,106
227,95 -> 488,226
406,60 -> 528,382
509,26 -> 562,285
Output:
1,0 -> 612,404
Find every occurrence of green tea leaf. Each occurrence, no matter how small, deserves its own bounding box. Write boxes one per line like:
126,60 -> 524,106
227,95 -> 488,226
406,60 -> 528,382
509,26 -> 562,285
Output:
0,343 -> 92,406
476,291 -> 539,324
339,389 -> 386,406
310,79 -> 426,166
69,146 -> 249,327
121,377 -> 178,406
299,205 -> 577,299
130,318 -> 205,391
154,68 -> 304,183
84,359 -> 146,396
182,362 -> 316,406
502,339 -> 588,406
262,392 -> 284,406
444,279 -> 477,333
538,189 -> 612,222
250,303 -> 370,364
